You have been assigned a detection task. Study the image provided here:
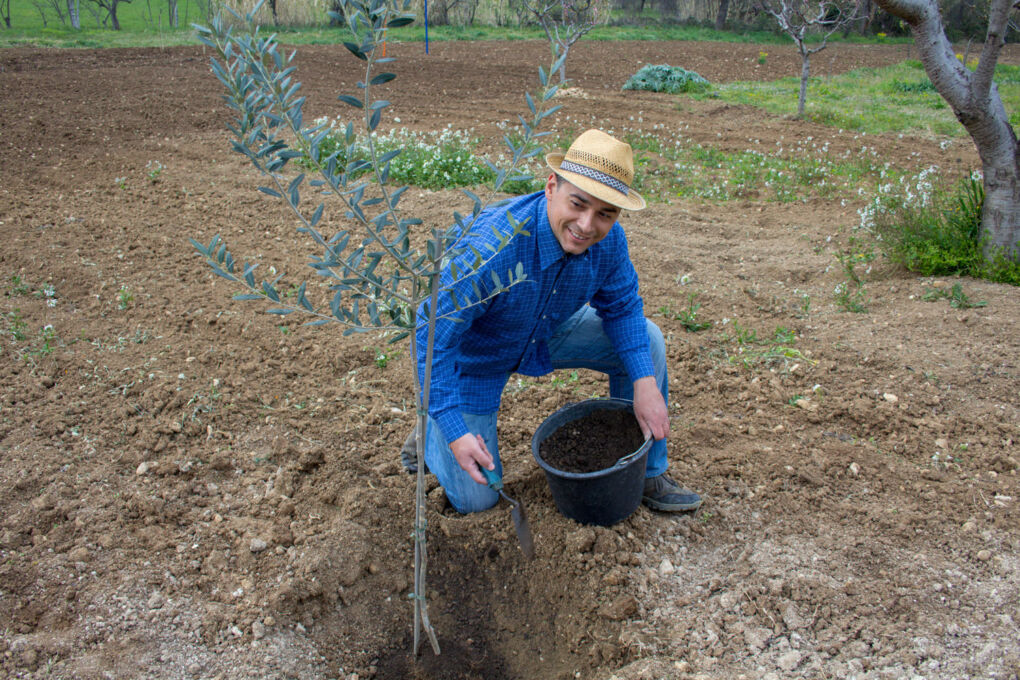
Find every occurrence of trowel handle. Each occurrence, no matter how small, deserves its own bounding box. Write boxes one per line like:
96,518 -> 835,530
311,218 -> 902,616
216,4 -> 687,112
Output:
481,466 -> 503,491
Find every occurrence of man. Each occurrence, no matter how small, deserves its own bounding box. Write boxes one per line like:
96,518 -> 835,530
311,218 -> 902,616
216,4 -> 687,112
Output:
407,129 -> 701,515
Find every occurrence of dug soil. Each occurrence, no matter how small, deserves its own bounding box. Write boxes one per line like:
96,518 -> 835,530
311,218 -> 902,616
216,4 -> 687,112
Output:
539,407 -> 645,474
1,39 -> 1019,680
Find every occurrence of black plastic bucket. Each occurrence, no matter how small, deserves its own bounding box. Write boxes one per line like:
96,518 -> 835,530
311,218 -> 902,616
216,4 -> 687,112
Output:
531,398 -> 650,526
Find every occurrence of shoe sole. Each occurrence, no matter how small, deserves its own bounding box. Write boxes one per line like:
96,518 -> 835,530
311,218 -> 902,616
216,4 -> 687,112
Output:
642,496 -> 703,512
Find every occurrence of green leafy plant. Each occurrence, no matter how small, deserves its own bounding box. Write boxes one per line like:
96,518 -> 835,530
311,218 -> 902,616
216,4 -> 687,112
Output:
117,286 -> 134,310
190,0 -> 565,656
623,64 -> 710,94
921,282 -> 987,309
833,235 -> 875,312
145,160 -> 164,183
659,292 -> 711,332
871,174 -> 1020,285
4,309 -> 28,342
714,322 -> 813,371
6,275 -> 30,297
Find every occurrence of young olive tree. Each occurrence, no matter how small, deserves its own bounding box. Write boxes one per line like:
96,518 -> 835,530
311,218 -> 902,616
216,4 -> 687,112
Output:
523,0 -> 608,83
872,0 -> 1020,262
191,0 -> 564,656
757,0 -> 862,117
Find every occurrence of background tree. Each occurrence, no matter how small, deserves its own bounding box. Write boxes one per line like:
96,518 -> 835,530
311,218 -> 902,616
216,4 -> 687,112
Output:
2,0 -> 11,28
69,0 -> 81,27
716,0 -> 731,29
86,0 -> 133,28
523,0 -> 609,82
757,0 -> 862,117
193,0 -> 565,656
873,0 -> 1020,261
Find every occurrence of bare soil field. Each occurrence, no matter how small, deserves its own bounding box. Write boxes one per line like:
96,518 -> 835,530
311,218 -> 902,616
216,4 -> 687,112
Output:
1,39 -> 1018,680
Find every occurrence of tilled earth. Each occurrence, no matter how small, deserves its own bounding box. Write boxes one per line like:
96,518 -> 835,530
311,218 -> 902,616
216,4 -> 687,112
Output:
1,39 -> 1019,680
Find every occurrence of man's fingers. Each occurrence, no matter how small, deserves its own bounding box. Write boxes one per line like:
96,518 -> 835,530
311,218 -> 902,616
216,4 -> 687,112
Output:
475,434 -> 494,469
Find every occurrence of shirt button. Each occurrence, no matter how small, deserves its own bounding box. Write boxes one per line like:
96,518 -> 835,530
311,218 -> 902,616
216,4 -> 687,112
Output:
542,315 -> 548,319
531,339 -> 535,343
552,289 -> 557,294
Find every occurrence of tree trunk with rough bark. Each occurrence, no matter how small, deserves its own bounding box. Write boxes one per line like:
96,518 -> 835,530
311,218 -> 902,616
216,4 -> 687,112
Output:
874,0 -> 1019,261
715,0 -> 730,30
798,47 -> 810,117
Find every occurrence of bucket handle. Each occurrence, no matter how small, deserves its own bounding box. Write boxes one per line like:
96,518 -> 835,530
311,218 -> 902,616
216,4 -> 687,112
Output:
614,437 -> 651,468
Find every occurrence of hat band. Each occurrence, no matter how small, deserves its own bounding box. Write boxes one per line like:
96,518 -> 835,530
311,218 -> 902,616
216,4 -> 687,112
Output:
560,159 -> 630,196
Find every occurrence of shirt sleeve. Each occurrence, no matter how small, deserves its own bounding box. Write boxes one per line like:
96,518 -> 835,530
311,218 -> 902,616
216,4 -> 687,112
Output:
589,228 -> 654,382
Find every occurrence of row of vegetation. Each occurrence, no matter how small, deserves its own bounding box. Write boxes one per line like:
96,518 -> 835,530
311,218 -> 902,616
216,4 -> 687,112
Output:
0,0 -> 946,48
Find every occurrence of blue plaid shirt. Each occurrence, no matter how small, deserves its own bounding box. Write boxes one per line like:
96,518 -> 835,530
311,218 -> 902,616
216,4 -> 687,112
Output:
416,190 -> 653,444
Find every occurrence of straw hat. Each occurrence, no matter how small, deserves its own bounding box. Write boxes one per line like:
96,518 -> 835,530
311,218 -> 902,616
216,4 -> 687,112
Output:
546,129 -> 646,211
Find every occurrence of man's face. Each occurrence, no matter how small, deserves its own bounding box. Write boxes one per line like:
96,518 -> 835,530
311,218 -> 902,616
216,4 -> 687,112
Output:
544,174 -> 622,255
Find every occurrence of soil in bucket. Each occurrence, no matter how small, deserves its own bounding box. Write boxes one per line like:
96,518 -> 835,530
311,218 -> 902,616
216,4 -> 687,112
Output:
538,408 -> 644,473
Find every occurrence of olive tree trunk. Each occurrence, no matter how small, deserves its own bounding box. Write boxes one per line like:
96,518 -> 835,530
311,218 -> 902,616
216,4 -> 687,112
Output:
874,0 -> 1020,261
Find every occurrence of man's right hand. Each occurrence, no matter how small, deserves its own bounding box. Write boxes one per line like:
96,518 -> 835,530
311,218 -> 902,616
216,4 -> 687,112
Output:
450,433 -> 495,485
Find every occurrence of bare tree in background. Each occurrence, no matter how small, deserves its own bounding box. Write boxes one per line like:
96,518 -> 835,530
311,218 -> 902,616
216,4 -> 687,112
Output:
874,0 -> 1019,261
86,0 -> 133,28
757,0 -> 862,117
69,0 -> 81,27
524,0 -> 609,82
2,0 -> 12,27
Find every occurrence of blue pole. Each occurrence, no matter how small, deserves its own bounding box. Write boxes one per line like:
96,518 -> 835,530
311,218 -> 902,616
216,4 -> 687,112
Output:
425,0 -> 429,53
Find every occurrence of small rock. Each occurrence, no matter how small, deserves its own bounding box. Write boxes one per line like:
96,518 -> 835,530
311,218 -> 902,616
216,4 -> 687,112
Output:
793,397 -> 817,411
883,393 -> 899,404
599,594 -> 639,621
148,590 -> 165,609
250,538 -> 269,553
777,650 -> 803,672
136,461 -> 152,475
718,590 -> 740,611
781,601 -> 807,629
744,626 -> 772,651
976,549 -> 992,561
849,462 -> 861,477
658,558 -> 675,576
252,620 -> 266,640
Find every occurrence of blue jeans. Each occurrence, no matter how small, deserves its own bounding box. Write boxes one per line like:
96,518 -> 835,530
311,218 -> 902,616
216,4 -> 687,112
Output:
423,305 -> 670,513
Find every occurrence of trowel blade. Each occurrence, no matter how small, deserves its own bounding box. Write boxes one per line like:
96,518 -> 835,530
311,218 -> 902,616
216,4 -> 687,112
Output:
505,495 -> 535,560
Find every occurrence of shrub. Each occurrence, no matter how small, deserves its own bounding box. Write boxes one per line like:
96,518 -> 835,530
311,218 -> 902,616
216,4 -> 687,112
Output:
872,175 -> 1020,285
622,64 -> 710,94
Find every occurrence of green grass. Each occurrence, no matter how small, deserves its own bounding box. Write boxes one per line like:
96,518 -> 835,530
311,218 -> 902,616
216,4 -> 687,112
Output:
693,59 -> 1020,138
1,0 -> 897,50
608,125 -> 903,204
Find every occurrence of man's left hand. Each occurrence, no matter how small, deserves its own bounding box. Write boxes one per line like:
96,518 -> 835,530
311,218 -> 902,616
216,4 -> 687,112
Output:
633,376 -> 669,442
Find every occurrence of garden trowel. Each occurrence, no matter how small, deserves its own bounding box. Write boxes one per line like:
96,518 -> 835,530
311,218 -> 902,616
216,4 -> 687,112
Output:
481,467 -> 535,560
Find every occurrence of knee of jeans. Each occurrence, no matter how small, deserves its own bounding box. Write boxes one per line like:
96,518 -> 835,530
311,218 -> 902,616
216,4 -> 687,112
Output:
646,319 -> 666,362
449,487 -> 500,514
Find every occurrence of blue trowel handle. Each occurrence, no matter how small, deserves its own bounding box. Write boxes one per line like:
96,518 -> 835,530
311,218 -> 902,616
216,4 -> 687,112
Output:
481,466 -> 503,491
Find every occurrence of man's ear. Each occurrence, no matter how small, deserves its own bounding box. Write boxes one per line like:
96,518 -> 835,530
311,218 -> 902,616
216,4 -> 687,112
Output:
544,173 -> 557,199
